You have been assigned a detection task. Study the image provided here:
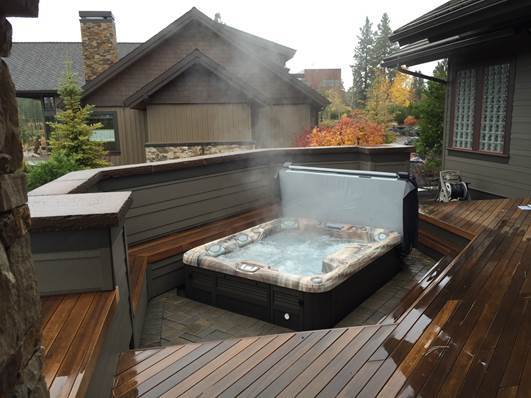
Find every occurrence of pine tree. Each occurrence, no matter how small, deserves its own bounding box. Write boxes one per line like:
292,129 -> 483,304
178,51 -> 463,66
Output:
373,13 -> 399,80
48,63 -> 109,168
351,17 -> 376,109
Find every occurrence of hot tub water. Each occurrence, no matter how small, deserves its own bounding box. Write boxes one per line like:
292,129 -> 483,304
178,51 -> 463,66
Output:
218,230 -> 352,276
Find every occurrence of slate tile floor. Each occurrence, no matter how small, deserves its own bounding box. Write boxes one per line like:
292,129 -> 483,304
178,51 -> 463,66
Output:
140,249 -> 435,347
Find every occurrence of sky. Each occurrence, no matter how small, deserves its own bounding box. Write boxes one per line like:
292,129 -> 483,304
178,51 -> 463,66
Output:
8,0 -> 445,89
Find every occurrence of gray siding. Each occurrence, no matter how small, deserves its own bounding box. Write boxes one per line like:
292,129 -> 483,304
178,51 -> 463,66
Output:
109,166 -> 278,244
96,107 -> 147,166
97,148 -> 411,245
443,51 -> 531,198
32,229 -> 114,295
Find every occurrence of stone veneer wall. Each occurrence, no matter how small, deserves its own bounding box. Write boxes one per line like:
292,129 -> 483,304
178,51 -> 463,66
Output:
145,142 -> 256,162
79,12 -> 118,81
0,7 -> 48,397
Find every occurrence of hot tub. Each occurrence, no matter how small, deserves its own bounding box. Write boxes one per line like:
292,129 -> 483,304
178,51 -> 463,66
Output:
183,218 -> 401,330
183,164 -> 417,330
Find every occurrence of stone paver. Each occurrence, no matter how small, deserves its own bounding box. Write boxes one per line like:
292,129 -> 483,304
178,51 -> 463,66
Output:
140,249 -> 435,347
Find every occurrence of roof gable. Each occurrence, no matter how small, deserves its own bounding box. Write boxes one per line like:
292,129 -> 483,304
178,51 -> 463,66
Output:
124,49 -> 268,108
83,8 -> 294,97
82,8 -> 328,108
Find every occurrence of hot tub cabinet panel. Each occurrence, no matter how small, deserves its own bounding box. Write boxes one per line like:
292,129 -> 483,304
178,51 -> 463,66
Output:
185,248 -> 401,331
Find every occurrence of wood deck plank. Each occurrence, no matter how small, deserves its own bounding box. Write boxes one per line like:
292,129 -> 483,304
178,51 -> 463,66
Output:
237,329 -> 329,397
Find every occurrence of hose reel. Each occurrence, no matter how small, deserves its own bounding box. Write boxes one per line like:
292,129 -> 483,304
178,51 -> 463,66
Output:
438,170 -> 471,202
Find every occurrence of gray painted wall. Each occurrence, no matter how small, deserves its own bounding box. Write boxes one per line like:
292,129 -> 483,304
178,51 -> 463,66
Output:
98,150 -> 411,245
443,50 -> 531,198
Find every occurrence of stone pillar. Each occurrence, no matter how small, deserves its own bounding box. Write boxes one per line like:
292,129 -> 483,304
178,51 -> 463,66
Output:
0,2 -> 48,396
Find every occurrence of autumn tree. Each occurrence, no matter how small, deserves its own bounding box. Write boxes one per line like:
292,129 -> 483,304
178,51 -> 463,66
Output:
389,72 -> 413,107
366,70 -> 392,124
297,111 -> 386,147
321,88 -> 350,121
351,17 -> 376,108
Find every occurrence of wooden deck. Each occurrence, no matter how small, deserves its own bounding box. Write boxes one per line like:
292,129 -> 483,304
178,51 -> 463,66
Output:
113,198 -> 531,397
41,290 -> 118,398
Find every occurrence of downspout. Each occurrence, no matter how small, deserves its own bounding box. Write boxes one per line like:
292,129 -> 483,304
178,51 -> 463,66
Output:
397,66 -> 447,85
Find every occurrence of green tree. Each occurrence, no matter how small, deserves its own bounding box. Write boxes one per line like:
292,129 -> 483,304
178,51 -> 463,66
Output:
411,73 -> 425,102
414,60 -> 448,161
351,17 -> 376,108
26,63 -> 110,190
373,13 -> 398,80
48,63 -> 109,168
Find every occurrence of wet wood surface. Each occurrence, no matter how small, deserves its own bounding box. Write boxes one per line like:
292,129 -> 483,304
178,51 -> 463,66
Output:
40,289 -> 118,398
113,198 -> 531,397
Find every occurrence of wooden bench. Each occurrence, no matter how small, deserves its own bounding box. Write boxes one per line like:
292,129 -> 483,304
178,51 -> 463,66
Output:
41,290 -> 118,398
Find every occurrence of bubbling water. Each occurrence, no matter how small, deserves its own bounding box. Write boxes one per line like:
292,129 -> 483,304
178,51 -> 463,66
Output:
218,230 -> 351,276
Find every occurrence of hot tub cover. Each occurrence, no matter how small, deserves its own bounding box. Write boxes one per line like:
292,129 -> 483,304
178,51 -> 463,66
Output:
183,218 -> 401,293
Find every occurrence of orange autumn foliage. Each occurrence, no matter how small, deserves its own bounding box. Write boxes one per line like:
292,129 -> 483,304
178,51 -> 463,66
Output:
296,112 -> 386,147
403,115 -> 417,126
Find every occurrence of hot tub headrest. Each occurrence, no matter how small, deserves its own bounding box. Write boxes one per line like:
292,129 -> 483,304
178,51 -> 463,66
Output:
279,164 -> 418,254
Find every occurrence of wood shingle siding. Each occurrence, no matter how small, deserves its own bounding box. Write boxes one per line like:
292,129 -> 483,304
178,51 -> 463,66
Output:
146,104 -> 252,144
146,64 -> 250,105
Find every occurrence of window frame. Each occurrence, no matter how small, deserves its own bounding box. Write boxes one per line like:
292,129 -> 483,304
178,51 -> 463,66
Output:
89,110 -> 121,154
449,58 -> 516,158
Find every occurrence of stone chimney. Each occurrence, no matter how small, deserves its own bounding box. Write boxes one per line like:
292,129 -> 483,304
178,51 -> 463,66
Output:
79,11 -> 118,81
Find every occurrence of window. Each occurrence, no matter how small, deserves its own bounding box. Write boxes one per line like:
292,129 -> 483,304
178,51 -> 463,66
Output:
451,61 -> 513,155
89,111 -> 120,152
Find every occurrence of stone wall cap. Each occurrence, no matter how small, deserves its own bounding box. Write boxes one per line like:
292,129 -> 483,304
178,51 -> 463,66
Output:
29,191 -> 132,232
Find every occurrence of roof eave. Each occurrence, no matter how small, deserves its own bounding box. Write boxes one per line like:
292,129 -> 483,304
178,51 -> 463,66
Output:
382,27 -> 514,68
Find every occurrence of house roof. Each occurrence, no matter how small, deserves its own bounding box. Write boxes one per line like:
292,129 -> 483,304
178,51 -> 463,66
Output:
5,42 -> 140,95
390,0 -> 516,45
384,0 -> 531,67
82,7 -> 328,108
124,49 -> 269,108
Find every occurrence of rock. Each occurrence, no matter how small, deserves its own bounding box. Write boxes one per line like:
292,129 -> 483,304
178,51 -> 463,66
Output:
0,17 -> 12,57
0,205 -> 31,247
0,235 -> 44,396
145,143 -> 255,162
0,60 -> 22,174
0,174 -> 27,211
